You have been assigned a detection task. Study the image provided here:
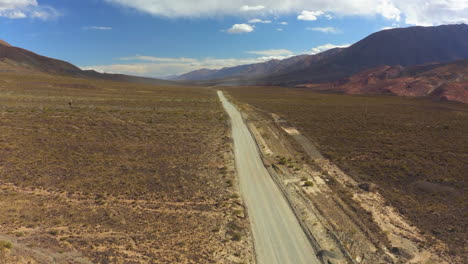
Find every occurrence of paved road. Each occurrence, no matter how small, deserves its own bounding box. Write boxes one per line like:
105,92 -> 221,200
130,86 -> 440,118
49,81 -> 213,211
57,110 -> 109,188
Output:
218,91 -> 320,264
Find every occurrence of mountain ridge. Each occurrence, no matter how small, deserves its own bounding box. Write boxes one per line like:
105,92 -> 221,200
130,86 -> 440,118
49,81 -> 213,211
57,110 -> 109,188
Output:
175,48 -> 344,82
0,40 -> 179,86
176,24 -> 468,86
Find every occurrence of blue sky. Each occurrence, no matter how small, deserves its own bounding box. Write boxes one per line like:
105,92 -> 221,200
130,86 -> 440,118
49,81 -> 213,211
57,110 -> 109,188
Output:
1,0 -> 467,77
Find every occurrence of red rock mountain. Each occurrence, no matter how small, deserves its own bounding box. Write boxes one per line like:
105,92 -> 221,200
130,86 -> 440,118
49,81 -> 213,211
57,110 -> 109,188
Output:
301,60 -> 468,103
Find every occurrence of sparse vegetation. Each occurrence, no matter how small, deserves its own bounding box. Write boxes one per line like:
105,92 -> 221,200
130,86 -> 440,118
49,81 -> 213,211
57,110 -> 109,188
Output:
0,72 -> 252,263
278,156 -> 287,165
227,86 -> 467,255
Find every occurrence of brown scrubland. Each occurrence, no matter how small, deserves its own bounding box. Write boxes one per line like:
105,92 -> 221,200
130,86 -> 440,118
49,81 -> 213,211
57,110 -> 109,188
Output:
226,86 -> 467,259
0,72 -> 254,264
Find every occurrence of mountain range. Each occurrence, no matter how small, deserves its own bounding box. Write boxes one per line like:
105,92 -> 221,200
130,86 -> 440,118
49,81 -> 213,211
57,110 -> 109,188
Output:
1,24 -> 467,102
176,24 -> 468,87
175,48 -> 344,82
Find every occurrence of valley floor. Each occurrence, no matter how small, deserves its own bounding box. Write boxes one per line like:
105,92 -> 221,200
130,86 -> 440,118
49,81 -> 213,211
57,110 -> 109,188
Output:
1,74 -> 465,264
0,73 -> 255,264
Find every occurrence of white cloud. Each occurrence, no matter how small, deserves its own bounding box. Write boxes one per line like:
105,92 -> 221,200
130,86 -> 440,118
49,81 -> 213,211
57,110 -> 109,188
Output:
0,0 -> 60,20
306,27 -> 340,33
377,0 -> 401,21
248,18 -> 272,24
247,49 -> 293,56
241,5 -> 265,11
0,0 -> 35,10
227,23 -> 254,34
30,6 -> 60,20
277,28 -> 284,31
395,0 -> 468,26
84,26 -> 113,30
279,22 -> 288,25
297,10 -> 325,20
309,43 -> 350,54
3,10 -> 26,18
104,0 -> 468,26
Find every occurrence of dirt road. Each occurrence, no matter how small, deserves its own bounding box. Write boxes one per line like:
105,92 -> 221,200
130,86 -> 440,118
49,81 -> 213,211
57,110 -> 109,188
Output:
218,91 -> 319,264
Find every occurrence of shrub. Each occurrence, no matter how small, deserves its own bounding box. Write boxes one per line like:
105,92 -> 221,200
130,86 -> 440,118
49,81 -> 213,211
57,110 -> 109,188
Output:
303,181 -> 314,187
278,156 -> 287,165
231,232 -> 242,241
233,210 -> 243,216
226,180 -> 233,187
0,241 -> 13,250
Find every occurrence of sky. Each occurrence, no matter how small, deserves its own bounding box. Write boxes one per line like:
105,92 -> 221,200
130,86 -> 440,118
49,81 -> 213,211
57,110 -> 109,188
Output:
0,0 -> 467,78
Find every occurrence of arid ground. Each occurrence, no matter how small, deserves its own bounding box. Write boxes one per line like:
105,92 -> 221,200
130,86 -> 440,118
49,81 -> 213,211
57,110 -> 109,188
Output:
226,86 -> 467,261
0,72 -> 254,264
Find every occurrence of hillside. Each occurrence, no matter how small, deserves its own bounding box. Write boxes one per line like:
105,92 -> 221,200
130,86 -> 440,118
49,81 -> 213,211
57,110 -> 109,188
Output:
300,59 -> 468,103
0,40 -> 179,86
0,40 -> 12,47
266,24 -> 468,85
0,41 -> 82,75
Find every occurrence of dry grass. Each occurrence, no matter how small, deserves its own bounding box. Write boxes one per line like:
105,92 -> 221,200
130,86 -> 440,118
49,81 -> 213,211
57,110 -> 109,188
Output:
0,72 -> 252,264
226,86 -> 467,255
